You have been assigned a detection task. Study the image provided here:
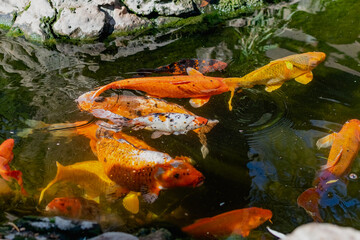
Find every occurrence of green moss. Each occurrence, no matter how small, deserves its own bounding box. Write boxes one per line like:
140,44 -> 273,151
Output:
6,27 -> 24,38
24,1 -> 31,11
0,24 -> 11,31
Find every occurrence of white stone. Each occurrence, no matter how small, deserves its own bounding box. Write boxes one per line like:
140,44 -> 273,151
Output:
52,0 -> 116,9
0,0 -> 30,14
89,232 -> 138,240
12,0 -> 55,40
113,6 -> 151,31
53,6 -> 106,39
281,223 -> 360,240
123,0 -> 194,16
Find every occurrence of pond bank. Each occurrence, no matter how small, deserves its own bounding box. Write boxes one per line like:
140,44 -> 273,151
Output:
0,0 -> 282,43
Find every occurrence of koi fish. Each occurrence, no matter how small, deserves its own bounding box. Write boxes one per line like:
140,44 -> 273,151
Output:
181,207 -> 272,238
76,95 -> 219,158
77,68 -> 231,109
39,160 -> 127,204
0,139 -> 27,195
92,110 -> 210,139
45,197 -> 100,220
225,52 -> 326,108
136,59 -> 227,76
297,119 -> 360,222
96,136 -> 205,203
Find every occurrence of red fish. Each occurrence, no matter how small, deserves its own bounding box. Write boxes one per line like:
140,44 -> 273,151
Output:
45,197 -> 100,219
182,207 -> 272,238
77,68 -> 231,109
0,139 -> 27,195
97,136 -> 205,203
297,119 -> 360,222
136,59 -> 227,76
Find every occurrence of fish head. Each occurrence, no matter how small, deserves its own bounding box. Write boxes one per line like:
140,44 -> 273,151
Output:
247,208 -> 273,226
306,52 -> 326,69
155,161 -> 205,188
76,90 -> 103,111
45,197 -> 82,217
194,116 -> 208,127
0,139 -> 14,163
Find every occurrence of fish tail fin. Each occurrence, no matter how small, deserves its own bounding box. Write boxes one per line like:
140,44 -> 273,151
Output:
194,119 -> 219,158
38,162 -> 63,204
17,120 -> 90,138
297,187 -> 323,222
91,81 -> 124,100
224,78 -> 244,111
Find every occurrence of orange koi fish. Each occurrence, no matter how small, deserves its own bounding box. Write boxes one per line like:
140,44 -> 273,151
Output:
225,52 -> 326,109
92,110 -> 210,139
136,59 -> 227,76
76,95 -> 219,157
0,139 -> 27,195
77,68 -> 230,109
45,197 -> 100,220
97,136 -> 205,203
182,207 -> 272,238
297,119 -> 360,222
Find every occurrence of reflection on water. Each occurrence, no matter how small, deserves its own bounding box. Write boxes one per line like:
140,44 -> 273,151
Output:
0,0 -> 360,237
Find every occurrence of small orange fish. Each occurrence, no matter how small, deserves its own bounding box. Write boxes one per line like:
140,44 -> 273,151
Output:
136,59 -> 227,76
77,68 -> 230,109
225,52 -> 326,109
97,136 -> 205,203
182,207 -> 272,238
45,197 -> 100,220
0,139 -> 27,195
298,119 -> 360,222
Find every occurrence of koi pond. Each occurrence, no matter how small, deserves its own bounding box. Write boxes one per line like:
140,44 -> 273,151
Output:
0,0 -> 360,238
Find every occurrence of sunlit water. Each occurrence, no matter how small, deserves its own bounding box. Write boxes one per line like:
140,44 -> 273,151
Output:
0,0 -> 360,238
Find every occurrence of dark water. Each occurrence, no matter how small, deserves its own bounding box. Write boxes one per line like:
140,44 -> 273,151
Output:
0,0 -> 360,238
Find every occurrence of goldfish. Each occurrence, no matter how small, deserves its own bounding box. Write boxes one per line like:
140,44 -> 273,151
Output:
76,95 -> 219,158
39,160 -> 127,203
135,59 -> 227,76
45,197 -> 100,220
92,109 -> 211,139
181,207 -> 272,238
96,136 -> 205,203
225,52 -> 326,109
297,119 -> 360,222
0,139 -> 27,195
77,68 -> 231,109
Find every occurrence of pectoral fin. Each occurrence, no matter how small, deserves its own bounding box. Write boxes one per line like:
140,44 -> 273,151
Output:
265,83 -> 283,92
186,67 -> 203,76
316,133 -> 337,149
295,71 -> 313,84
228,87 -> 235,111
151,131 -> 170,139
189,96 -> 211,108
321,148 -> 343,170
123,191 -> 140,214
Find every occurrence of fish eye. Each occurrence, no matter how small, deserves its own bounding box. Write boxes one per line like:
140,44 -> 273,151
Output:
174,173 -> 180,179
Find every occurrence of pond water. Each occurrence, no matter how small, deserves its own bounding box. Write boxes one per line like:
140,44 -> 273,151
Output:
0,0 -> 360,238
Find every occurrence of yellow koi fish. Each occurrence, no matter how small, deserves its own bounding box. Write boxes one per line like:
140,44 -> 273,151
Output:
225,52 -> 326,109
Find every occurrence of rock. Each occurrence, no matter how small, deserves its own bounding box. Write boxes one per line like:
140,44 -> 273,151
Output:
0,0 -> 30,27
139,228 -> 172,240
53,6 -> 106,39
281,223 -> 360,240
52,0 -> 116,9
12,0 -> 56,41
10,216 -> 102,239
122,0 -> 195,16
112,6 -> 151,32
90,232 -> 139,240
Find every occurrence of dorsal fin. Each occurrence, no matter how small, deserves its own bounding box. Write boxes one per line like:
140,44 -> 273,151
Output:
187,67 -> 203,76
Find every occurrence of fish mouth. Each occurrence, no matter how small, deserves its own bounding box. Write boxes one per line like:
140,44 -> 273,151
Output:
195,177 -> 205,187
